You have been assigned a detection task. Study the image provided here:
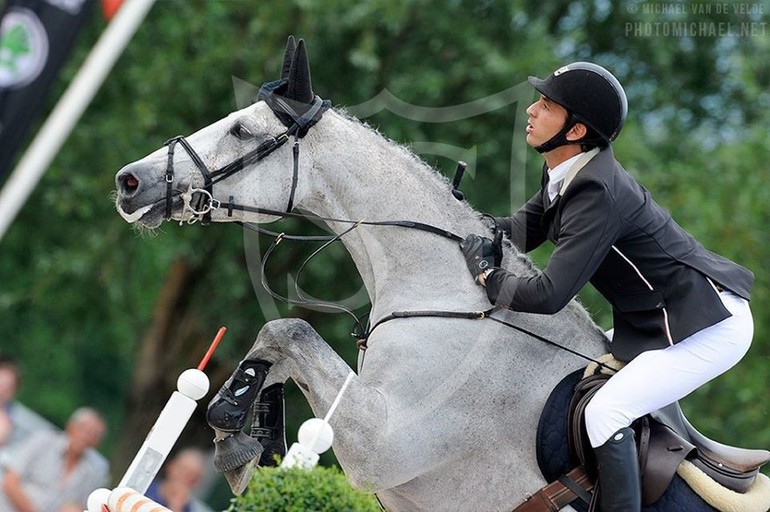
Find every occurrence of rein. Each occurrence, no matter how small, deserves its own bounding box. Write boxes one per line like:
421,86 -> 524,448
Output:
159,90 -> 609,371
357,307 -> 615,372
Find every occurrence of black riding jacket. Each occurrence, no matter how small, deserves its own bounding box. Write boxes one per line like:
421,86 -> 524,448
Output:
488,147 -> 753,361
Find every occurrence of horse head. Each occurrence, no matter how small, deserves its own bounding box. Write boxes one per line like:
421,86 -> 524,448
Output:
114,36 -> 329,228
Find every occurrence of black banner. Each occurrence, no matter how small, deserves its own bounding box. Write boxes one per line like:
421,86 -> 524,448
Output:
0,0 -> 95,180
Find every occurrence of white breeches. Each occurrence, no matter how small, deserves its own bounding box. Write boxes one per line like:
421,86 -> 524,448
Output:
585,290 -> 753,448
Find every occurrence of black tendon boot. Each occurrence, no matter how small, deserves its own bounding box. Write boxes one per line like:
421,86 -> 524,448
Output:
250,383 -> 287,467
593,427 -> 641,512
207,359 -> 272,473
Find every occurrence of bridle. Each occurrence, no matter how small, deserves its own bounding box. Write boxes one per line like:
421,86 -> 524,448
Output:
162,83 -> 330,224
157,83 -> 613,372
164,126 -> 295,224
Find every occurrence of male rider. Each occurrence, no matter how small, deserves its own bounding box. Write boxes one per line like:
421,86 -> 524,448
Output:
460,62 -> 754,511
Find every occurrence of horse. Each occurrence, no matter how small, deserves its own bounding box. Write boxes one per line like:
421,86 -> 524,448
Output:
114,38 -> 769,511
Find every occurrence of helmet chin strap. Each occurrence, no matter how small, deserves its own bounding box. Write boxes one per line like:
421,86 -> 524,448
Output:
534,113 -> 581,154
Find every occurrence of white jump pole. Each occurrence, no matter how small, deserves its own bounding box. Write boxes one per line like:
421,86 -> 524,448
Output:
0,0 -> 157,242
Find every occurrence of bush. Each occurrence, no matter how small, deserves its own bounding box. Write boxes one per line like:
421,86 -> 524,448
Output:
227,464 -> 381,512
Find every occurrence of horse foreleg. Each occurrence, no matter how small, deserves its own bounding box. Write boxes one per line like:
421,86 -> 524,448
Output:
212,319 -> 387,492
204,357 -> 274,492
247,318 -> 388,452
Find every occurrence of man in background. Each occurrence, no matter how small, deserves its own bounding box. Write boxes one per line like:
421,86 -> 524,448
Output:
145,447 -> 214,512
0,407 -> 109,512
0,356 -> 20,448
0,355 -> 56,465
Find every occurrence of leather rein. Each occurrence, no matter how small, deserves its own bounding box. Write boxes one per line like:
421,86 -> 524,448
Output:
158,88 -> 610,371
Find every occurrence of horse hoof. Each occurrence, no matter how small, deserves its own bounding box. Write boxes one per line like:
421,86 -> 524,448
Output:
223,457 -> 259,495
213,431 -> 264,472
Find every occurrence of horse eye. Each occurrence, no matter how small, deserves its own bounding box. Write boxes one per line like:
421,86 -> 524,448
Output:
229,122 -> 254,140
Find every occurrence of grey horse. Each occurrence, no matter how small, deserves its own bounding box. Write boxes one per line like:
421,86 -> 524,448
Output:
114,39 -> 767,511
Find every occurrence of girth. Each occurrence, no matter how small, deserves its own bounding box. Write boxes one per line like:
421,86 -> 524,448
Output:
513,467 -> 594,512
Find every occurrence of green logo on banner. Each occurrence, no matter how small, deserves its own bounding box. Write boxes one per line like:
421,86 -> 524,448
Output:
0,8 -> 49,89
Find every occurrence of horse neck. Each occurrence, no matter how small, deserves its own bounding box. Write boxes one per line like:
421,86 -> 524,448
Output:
296,111 -> 498,314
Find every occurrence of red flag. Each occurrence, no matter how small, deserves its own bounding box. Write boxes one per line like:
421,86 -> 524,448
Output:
101,0 -> 124,20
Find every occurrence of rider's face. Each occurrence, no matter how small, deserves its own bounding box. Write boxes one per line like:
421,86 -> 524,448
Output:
525,95 -> 569,148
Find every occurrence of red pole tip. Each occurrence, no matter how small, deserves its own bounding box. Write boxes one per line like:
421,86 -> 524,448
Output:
197,326 -> 227,371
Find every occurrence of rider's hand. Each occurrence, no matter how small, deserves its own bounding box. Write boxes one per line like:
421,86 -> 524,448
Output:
480,214 -> 512,236
460,234 -> 502,284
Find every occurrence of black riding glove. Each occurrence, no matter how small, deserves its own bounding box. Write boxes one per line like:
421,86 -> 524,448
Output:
460,234 -> 502,282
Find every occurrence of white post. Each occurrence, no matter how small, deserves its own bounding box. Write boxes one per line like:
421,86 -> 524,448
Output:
0,0 -> 157,241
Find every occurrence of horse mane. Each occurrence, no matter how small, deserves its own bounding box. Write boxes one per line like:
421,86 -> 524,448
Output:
330,107 -> 454,187
328,107 -> 544,277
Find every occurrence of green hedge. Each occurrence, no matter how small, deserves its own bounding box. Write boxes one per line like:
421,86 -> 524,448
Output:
227,464 -> 381,512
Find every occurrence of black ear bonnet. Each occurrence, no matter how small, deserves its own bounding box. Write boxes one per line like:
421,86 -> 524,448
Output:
257,36 -> 331,138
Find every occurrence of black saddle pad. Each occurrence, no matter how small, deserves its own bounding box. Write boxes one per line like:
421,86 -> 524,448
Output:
536,369 -> 717,511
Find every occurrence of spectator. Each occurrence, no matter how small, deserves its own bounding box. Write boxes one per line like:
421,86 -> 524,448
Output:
0,356 -> 20,447
0,356 -> 56,466
145,447 -> 214,512
0,407 -> 109,511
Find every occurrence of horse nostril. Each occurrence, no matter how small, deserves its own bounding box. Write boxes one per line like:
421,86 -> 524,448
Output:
119,172 -> 140,194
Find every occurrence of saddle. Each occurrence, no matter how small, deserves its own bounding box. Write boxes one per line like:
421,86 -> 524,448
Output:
517,364 -> 770,511
570,371 -> 770,505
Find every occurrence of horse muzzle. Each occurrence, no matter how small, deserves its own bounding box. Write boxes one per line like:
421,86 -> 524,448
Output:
114,163 -> 169,226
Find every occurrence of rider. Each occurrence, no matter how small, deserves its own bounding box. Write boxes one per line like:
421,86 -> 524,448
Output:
460,62 -> 754,511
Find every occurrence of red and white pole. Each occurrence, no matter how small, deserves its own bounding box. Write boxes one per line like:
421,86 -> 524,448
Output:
86,327 -> 226,512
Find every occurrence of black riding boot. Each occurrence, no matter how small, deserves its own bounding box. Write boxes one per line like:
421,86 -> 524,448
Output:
593,427 -> 641,512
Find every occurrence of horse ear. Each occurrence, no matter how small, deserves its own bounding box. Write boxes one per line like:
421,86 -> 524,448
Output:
287,39 -> 314,104
281,35 -> 296,79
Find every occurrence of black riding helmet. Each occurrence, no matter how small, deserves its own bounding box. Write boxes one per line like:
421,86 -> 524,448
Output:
528,62 -> 628,153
